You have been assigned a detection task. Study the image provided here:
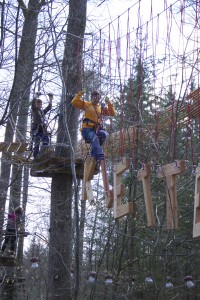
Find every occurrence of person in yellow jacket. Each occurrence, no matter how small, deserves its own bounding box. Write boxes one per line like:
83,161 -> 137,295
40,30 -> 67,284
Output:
71,90 -> 115,161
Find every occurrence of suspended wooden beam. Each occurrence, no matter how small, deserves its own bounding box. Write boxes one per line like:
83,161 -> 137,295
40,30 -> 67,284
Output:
0,277 -> 26,283
114,158 -> 134,219
138,164 -> 155,227
82,181 -> 94,204
30,157 -> 84,178
193,166 -> 200,238
2,231 -> 29,237
85,181 -> 94,204
83,157 -> 96,182
81,157 -> 97,204
0,142 -> 28,153
157,160 -> 185,229
100,159 -> 113,208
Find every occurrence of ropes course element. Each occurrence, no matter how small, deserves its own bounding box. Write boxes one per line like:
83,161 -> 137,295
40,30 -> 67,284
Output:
2,1 -> 200,227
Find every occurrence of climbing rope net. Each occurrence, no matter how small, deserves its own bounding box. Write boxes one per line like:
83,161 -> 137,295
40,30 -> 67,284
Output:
74,0 -> 200,170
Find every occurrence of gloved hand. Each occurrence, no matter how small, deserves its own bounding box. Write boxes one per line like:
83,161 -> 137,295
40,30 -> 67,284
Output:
105,97 -> 110,104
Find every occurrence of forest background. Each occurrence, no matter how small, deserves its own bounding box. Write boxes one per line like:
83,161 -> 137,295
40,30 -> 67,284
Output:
0,0 -> 200,299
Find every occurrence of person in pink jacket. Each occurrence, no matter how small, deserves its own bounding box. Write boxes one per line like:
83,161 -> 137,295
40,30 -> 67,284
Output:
1,206 -> 23,256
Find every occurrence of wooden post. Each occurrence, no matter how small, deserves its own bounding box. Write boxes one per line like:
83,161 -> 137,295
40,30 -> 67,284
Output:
114,158 -> 134,219
83,157 -> 96,182
100,159 -> 113,208
157,160 -> 185,229
81,157 -> 96,204
138,164 -> 155,227
193,166 -> 200,238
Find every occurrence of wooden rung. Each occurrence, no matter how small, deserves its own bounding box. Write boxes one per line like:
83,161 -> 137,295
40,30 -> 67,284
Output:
81,181 -> 94,204
105,190 -> 114,209
115,202 -> 134,219
83,157 -> 96,182
81,182 -> 87,201
116,183 -> 125,196
157,160 -> 185,178
193,166 -> 200,238
0,277 -> 26,283
100,159 -> 114,208
138,164 -> 155,227
114,158 -> 133,220
85,181 -> 94,204
157,161 -> 184,230
137,164 -> 151,180
0,142 -> 28,153
0,256 -> 15,266
114,157 -> 130,175
2,230 -> 29,237
166,174 -> 178,229
196,193 -> 200,209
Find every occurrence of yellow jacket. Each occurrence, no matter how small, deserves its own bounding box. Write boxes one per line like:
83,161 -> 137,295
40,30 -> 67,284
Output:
71,91 -> 115,129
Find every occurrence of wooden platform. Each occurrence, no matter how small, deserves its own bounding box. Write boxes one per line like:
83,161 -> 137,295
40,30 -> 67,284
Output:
0,256 -> 15,266
2,231 -> 29,237
0,277 -> 26,283
30,156 -> 84,178
0,142 -> 28,153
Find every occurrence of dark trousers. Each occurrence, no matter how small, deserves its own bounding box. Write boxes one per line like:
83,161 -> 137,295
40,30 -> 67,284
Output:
1,229 -> 17,254
32,125 -> 49,158
81,128 -> 108,160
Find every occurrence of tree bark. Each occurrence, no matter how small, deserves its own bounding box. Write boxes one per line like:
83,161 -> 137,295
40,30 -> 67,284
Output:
0,1 -> 45,299
0,0 -> 43,233
48,0 -> 87,299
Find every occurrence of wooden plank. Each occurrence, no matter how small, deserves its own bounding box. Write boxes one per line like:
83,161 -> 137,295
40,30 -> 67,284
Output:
83,157 -> 96,182
0,142 -> 8,151
85,181 -> 94,204
116,183 -> 125,196
0,256 -> 15,266
2,230 -> 29,237
137,163 -> 151,180
81,182 -> 87,201
193,166 -> 200,238
196,193 -> 200,209
30,157 -> 84,178
166,175 -> 178,229
157,160 -> 185,178
138,164 -> 155,227
0,142 -> 28,153
0,277 -> 26,283
114,157 -> 130,175
114,158 -> 133,219
115,202 -> 134,219
193,222 -> 200,239
157,161 -> 184,230
100,159 -> 113,208
114,170 -> 121,217
81,181 -> 95,203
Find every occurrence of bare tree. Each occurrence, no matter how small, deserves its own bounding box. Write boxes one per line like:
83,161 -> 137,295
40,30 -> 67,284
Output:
48,0 -> 87,299
0,1 -> 47,299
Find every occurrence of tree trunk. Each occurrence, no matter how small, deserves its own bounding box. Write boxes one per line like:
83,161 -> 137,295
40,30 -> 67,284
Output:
48,0 -> 87,299
0,0 -> 42,233
0,1 -> 44,299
